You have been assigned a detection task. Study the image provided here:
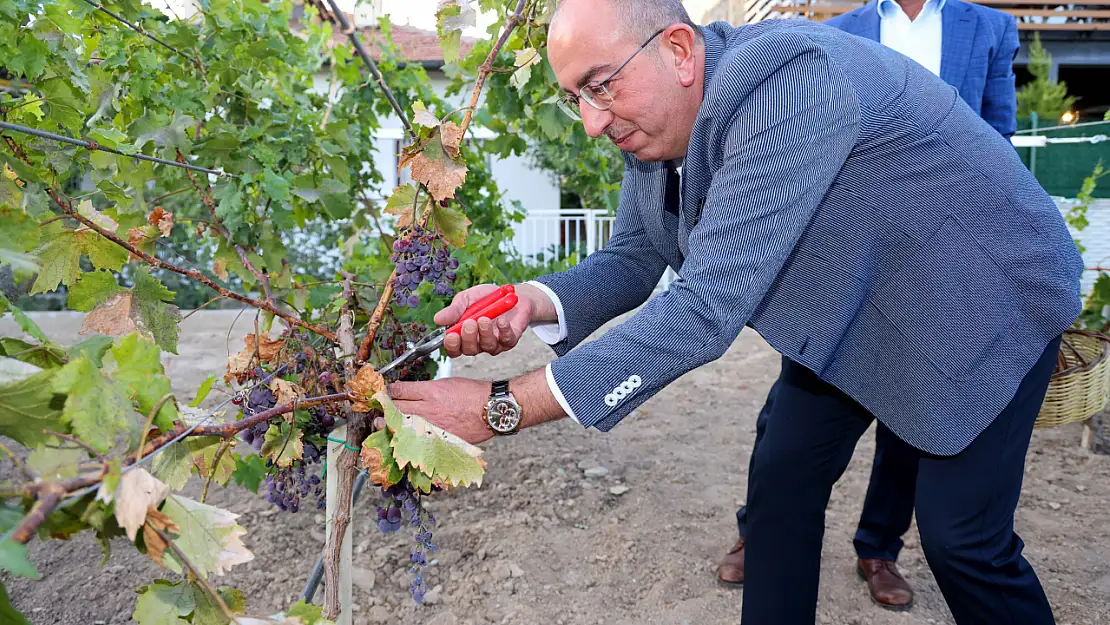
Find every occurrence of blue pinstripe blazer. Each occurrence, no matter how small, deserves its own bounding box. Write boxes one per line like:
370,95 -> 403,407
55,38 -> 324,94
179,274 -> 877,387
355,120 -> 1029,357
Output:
532,19 -> 1083,455
826,0 -> 1020,137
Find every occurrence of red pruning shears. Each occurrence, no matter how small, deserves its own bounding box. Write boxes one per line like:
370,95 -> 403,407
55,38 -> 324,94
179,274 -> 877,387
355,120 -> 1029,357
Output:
377,284 -> 518,376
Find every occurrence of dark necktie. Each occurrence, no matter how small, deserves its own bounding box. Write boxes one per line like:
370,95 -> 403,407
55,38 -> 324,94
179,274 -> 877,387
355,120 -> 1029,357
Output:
664,165 -> 681,217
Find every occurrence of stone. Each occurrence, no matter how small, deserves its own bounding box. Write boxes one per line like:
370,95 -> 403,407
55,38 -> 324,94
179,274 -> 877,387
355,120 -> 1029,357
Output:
352,566 -> 376,593
492,562 -> 512,581
365,606 -> 392,623
1049,502 -> 1062,510
426,612 -> 459,625
508,563 -> 524,578
424,584 -> 444,605
583,467 -> 609,479
477,548 -> 487,560
609,485 -> 630,496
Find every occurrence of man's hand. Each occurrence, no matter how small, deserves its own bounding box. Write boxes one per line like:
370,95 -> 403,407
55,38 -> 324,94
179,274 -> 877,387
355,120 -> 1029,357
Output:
435,283 -> 556,358
389,378 -> 496,445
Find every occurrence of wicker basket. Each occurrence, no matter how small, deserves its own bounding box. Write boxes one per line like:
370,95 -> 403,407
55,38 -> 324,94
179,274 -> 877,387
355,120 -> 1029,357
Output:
1035,329 -> 1110,429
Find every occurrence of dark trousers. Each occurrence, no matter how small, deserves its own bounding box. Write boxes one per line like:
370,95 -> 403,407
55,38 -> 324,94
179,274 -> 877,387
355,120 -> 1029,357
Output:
739,337 -> 1059,625
737,364 -> 918,562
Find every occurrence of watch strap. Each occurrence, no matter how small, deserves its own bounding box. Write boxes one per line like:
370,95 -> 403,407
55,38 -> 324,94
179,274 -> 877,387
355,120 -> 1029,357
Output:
491,380 -> 511,396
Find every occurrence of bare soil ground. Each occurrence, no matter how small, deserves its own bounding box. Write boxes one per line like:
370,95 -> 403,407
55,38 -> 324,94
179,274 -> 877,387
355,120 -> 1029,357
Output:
3,309 -> 1109,625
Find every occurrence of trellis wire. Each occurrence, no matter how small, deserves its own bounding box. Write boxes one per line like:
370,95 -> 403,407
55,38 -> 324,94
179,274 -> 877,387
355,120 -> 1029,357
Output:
1014,118 -> 1110,134
0,121 -> 234,178
78,0 -> 203,69
58,364 -> 290,508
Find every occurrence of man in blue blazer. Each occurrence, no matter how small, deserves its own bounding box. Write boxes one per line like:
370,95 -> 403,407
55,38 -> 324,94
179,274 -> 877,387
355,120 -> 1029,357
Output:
725,0 -> 1022,610
390,0 -> 1081,623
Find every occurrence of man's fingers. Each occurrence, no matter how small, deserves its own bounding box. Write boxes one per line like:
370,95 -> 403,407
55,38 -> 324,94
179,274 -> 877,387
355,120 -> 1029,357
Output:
433,291 -> 470,326
497,317 -> 519,349
477,317 -> 500,353
460,318 -> 482,356
443,332 -> 463,358
387,381 -> 420,400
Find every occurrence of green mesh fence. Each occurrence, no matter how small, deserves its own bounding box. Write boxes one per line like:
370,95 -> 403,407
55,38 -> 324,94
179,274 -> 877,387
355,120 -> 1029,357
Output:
1014,116 -> 1110,198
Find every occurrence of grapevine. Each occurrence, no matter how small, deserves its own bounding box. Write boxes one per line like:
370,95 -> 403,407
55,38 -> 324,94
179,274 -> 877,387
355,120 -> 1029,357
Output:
0,0 -> 572,622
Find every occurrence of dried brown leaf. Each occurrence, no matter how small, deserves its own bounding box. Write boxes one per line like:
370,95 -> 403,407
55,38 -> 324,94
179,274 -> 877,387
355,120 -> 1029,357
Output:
360,446 -> 398,488
147,207 -> 174,238
114,467 -> 170,541
348,365 -> 385,412
409,146 -> 467,203
269,378 -> 303,422
142,505 -> 179,567
212,258 -> 229,281
441,121 -> 463,159
81,292 -> 140,337
225,333 -> 284,384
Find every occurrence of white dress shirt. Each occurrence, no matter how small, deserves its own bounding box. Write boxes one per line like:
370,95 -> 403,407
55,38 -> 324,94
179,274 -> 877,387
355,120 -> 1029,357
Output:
878,0 -> 945,77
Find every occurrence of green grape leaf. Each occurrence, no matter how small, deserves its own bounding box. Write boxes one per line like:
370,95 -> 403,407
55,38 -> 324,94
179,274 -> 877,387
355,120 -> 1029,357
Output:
378,390 -> 484,488
231,454 -> 266,493
435,0 -> 473,64
39,77 -> 85,132
190,374 -> 216,407
132,579 -> 193,625
286,600 -> 326,623
96,457 -> 122,505
0,582 -> 33,625
82,273 -> 181,355
535,102 -> 564,141
0,534 -> 41,580
67,270 -> 123,312
432,199 -> 471,248
191,584 -> 246,625
26,444 -> 85,480
0,339 -> 64,370
152,441 -> 193,491
0,293 -> 48,344
29,227 -> 82,295
80,231 -> 129,272
262,169 -> 291,203
0,367 -> 64,448
109,333 -> 178,431
385,184 -> 418,215
67,335 -> 114,367
52,357 -> 134,454
406,465 -> 434,494
261,422 -> 303,468
161,495 -> 253,577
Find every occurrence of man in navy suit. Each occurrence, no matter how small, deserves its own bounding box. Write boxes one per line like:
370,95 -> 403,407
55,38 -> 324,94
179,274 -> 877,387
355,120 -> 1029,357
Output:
390,0 -> 1081,623
722,0 -> 1022,611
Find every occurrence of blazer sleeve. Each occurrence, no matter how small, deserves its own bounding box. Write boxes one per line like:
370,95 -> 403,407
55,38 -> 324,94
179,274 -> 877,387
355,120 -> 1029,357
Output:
529,161 -> 670,354
981,14 -> 1019,139
545,36 -> 860,431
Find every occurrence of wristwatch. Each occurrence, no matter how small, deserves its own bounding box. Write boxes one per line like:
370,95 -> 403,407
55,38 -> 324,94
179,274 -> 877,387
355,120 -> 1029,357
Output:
484,380 -> 522,435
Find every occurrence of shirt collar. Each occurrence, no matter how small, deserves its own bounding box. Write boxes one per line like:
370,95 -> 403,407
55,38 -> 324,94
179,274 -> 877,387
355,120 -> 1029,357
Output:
877,0 -> 947,19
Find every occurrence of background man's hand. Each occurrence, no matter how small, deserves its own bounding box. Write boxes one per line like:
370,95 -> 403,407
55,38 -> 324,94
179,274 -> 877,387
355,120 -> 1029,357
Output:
435,283 -> 554,358
389,378 -> 495,445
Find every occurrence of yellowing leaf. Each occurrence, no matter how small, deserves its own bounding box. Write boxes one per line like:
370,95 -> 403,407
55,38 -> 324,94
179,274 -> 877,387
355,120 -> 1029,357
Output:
80,275 -> 181,355
348,365 -> 384,412
269,378 -> 302,415
186,437 -> 235,486
147,207 -> 174,237
81,292 -> 140,337
261,422 -> 303,468
0,367 -> 65,448
212,258 -> 229,281
113,467 -> 170,541
132,580 -> 193,625
405,131 -> 468,203
377,390 -> 484,489
360,429 -> 404,488
152,440 -> 193,491
161,495 -> 253,576
384,185 -> 418,228
411,101 -> 440,129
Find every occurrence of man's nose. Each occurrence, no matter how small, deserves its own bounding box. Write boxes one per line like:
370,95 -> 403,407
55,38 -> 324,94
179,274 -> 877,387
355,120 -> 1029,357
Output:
579,105 -> 613,139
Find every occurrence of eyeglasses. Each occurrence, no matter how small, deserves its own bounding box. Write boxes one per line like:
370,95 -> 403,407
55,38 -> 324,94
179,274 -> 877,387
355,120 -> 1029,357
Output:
558,27 -> 667,120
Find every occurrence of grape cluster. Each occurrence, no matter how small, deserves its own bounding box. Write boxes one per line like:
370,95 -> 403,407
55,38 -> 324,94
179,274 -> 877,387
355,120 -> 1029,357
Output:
375,482 -> 437,602
390,224 -> 459,308
263,464 -> 322,513
238,386 -> 276,452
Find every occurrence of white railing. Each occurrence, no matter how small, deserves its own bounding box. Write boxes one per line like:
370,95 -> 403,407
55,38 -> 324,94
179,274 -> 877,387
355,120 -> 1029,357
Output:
507,208 -> 678,290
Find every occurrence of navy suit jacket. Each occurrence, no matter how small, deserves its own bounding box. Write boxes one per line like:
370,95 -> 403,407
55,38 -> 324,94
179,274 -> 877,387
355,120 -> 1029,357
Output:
532,20 -> 1082,455
826,0 -> 1019,137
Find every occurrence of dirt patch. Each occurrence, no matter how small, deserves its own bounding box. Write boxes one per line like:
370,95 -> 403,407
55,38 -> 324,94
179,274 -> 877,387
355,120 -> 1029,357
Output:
3,310 -> 1108,625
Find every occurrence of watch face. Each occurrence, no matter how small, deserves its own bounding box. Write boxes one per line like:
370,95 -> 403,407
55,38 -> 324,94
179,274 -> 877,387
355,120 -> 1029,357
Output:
487,398 -> 521,433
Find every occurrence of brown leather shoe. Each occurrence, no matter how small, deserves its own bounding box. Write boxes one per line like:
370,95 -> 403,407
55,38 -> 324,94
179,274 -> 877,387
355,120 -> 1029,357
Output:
857,558 -> 914,610
716,538 -> 746,588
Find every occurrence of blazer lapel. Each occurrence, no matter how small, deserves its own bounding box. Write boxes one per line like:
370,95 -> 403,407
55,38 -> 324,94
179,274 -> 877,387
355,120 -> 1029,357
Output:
853,1 -> 882,41
940,0 -> 976,90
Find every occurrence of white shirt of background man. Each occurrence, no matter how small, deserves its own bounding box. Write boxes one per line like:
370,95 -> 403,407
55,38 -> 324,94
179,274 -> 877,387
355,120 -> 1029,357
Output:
878,0 -> 945,77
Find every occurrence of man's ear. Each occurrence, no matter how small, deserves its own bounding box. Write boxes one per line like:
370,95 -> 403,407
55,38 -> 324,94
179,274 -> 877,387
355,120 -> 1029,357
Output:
664,24 -> 698,87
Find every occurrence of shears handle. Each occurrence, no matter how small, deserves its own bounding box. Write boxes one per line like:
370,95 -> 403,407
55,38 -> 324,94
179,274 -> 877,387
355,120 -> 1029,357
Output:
446,284 -> 518,335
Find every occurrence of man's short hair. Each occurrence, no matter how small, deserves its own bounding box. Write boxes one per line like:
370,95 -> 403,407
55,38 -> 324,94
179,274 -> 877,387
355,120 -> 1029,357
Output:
553,0 -> 700,44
